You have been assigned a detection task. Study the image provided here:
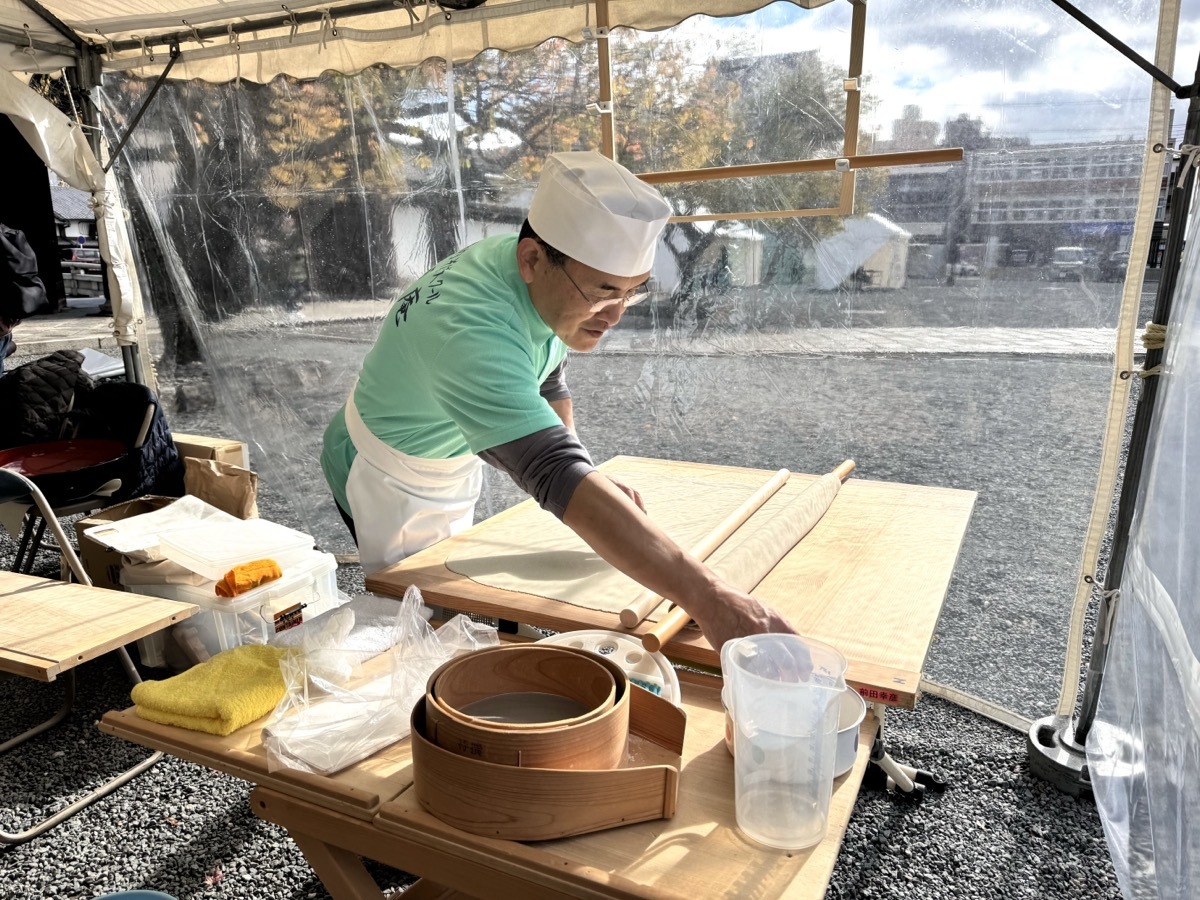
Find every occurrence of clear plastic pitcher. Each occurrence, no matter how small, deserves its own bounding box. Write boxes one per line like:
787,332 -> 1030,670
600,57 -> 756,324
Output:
721,633 -> 847,850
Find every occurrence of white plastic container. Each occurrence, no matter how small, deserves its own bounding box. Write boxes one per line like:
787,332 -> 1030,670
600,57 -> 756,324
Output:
157,517 -> 315,582
128,551 -> 340,661
537,630 -> 681,706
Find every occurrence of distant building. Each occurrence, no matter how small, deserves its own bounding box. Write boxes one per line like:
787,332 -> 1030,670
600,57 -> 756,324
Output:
876,106 -> 1147,272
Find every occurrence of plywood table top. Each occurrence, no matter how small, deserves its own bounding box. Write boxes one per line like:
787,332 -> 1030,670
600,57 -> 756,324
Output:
0,570 -> 198,682
368,456 -> 977,707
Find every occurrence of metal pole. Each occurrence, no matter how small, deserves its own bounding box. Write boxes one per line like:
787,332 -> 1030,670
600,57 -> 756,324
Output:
103,41 -> 180,174
1072,49 -> 1200,746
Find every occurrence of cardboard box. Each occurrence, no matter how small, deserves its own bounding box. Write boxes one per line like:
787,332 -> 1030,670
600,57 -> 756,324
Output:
172,432 -> 250,470
74,495 -> 179,593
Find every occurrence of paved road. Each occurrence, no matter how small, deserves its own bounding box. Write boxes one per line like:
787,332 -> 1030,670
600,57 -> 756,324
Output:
13,272 -> 1158,357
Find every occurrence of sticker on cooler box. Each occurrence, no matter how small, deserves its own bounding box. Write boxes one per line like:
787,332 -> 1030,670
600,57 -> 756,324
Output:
273,603 -> 306,633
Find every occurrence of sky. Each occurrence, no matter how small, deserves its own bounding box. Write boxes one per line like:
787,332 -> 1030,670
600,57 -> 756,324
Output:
684,0 -> 1200,146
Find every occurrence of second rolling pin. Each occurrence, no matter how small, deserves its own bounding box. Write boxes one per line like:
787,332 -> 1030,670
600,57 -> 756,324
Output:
642,459 -> 856,654
618,468 -> 791,629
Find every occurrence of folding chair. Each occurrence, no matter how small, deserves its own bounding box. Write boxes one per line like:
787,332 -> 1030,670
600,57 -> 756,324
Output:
4,380 -> 182,576
0,467 -> 162,845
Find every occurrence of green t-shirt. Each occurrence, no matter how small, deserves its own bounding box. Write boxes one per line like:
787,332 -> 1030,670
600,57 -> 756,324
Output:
322,234 -> 568,510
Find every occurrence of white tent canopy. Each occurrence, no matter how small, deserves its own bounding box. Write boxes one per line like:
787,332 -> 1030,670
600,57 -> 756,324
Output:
1,0 -> 834,82
0,68 -> 143,345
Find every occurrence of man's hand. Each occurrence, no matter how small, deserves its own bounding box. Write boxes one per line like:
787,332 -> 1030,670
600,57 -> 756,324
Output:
685,585 -> 796,653
605,474 -> 645,512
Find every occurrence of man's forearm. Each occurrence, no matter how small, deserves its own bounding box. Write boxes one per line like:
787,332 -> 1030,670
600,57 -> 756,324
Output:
562,471 -> 720,617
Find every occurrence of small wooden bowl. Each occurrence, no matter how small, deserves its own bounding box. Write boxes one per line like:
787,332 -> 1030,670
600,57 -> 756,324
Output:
425,645 -> 630,770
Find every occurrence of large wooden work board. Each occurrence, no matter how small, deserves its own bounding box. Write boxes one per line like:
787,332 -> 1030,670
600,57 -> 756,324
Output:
104,670 -> 878,900
0,570 -> 197,682
369,456 -> 977,708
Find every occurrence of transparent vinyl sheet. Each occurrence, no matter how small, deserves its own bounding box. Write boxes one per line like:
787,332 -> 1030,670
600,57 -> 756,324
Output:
98,0 -> 1154,724
1088,188 -> 1200,900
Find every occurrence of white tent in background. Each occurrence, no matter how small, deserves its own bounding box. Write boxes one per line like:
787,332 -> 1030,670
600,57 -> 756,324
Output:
813,213 -> 911,291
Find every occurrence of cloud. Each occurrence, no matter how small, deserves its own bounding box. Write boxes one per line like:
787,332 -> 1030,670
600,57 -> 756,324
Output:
684,0 -> 1182,145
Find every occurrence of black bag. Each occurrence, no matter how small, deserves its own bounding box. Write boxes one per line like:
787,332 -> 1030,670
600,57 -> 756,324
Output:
0,222 -> 49,321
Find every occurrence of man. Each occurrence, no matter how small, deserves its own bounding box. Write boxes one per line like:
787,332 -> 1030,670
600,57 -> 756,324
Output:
322,151 -> 793,650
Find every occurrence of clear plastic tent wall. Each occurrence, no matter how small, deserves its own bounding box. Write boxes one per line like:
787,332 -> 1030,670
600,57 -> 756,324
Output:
95,0 -> 1162,721
1088,189 -> 1200,900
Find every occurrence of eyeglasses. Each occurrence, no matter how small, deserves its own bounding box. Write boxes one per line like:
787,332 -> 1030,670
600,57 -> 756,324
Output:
557,263 -> 650,313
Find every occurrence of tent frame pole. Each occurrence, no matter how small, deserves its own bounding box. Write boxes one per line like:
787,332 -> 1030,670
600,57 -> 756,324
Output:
1028,27 -> 1200,795
1072,56 -> 1200,744
103,40 -> 179,175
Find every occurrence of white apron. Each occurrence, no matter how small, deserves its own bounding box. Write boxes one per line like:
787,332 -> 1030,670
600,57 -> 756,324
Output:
342,387 -> 483,576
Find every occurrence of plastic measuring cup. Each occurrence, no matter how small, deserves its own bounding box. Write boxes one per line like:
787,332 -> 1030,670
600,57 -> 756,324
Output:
721,633 -> 847,850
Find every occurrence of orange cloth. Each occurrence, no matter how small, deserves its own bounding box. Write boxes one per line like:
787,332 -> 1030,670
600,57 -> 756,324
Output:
215,558 -> 283,597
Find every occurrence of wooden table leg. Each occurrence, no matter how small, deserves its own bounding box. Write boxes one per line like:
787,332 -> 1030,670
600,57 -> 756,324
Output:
288,831 -> 387,900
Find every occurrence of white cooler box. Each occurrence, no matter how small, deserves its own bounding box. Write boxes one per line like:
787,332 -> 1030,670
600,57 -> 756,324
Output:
129,550 -> 341,663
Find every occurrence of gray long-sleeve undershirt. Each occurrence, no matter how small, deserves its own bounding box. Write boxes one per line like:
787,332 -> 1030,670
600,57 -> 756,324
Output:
476,360 -> 593,519
478,425 -> 594,519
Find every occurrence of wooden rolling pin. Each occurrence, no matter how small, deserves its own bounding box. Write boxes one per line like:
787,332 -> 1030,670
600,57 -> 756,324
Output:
618,468 -> 791,629
642,459 -> 856,654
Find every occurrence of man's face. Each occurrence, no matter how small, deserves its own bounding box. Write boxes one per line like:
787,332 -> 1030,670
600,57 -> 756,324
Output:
0,318 -> 16,340
520,240 -> 650,352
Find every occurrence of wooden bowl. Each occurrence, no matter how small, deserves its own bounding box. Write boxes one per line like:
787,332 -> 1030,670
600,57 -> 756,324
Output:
425,645 -> 630,770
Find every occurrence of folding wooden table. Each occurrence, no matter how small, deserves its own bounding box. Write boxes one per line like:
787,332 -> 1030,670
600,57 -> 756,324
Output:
1,570 -> 196,842
102,661 -> 877,900
100,456 -> 975,896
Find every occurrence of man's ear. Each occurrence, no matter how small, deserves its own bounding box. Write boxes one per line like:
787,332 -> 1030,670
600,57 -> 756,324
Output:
515,237 -> 542,284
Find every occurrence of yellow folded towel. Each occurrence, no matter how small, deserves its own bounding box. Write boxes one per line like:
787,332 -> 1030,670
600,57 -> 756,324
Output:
131,644 -> 287,736
215,559 -> 283,598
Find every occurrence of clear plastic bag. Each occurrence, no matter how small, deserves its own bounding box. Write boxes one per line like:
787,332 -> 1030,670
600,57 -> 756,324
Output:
262,587 -> 498,774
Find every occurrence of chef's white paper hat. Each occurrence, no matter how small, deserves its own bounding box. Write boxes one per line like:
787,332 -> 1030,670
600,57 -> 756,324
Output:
528,151 -> 672,277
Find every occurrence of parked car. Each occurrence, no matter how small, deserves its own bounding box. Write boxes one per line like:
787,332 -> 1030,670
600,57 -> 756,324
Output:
70,246 -> 102,263
1098,250 -> 1130,283
1051,246 -> 1087,280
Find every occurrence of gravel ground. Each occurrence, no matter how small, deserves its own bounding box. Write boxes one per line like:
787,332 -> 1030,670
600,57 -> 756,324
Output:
0,321 -> 1127,897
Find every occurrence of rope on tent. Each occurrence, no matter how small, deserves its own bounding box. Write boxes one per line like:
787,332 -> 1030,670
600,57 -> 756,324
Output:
283,6 -> 301,43
319,11 -> 340,51
133,35 -> 154,64
1136,321 -> 1167,378
1141,321 -> 1167,350
20,25 -> 39,67
395,0 -> 421,29
183,21 -> 210,49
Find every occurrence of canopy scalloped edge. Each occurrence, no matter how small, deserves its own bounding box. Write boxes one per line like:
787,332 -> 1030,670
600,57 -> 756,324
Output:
2,0 -> 838,84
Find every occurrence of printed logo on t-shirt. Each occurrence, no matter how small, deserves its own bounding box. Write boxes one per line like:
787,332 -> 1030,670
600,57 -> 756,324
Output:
392,252 -> 465,326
